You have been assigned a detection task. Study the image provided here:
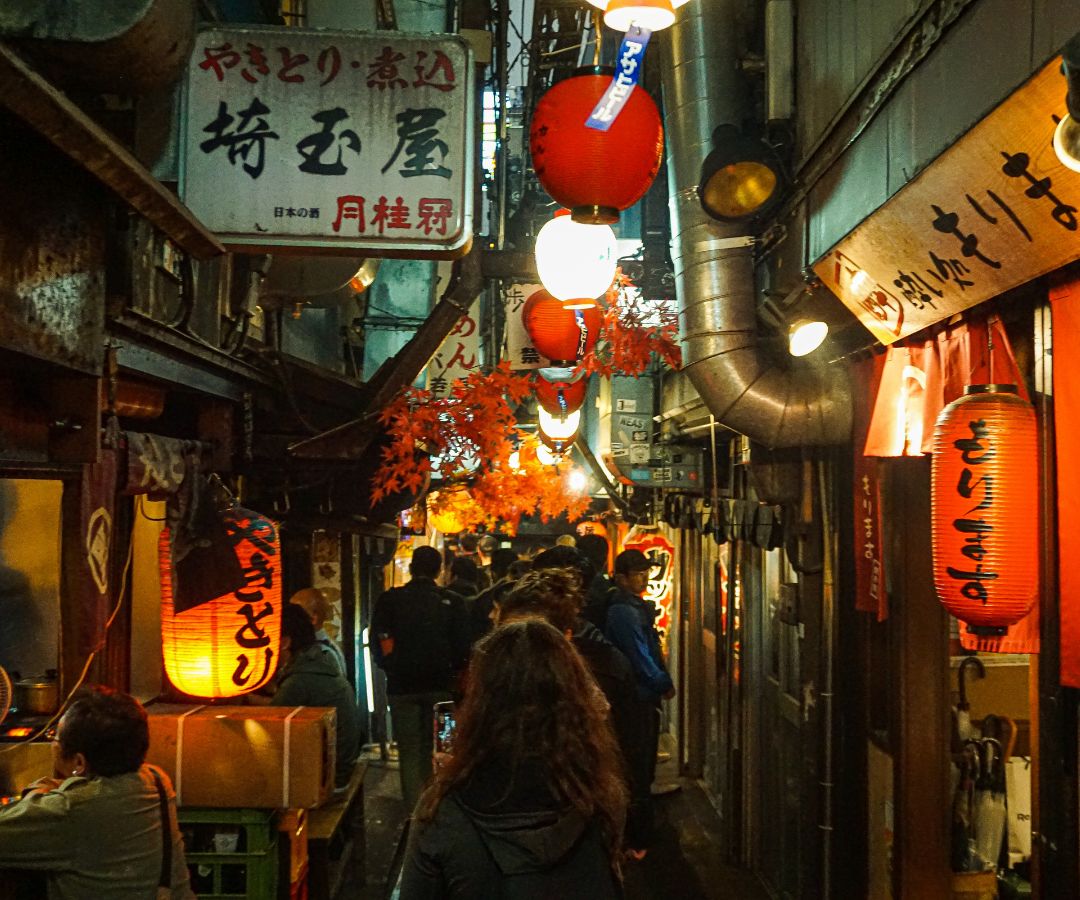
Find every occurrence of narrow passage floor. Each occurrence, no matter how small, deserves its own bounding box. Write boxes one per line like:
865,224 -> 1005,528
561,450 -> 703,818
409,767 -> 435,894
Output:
359,739 -> 771,900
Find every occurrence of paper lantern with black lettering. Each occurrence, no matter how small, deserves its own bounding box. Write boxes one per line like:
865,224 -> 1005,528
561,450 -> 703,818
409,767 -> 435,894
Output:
159,509 -> 281,698
523,289 -> 600,366
530,66 -> 664,224
930,385 -> 1039,633
535,376 -> 587,417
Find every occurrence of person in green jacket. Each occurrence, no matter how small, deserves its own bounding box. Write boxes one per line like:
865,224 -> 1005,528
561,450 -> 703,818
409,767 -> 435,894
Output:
0,685 -> 195,900
273,603 -> 363,790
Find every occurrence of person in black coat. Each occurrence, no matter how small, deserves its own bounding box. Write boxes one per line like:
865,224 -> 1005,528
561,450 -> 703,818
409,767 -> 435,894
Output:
400,620 -> 628,899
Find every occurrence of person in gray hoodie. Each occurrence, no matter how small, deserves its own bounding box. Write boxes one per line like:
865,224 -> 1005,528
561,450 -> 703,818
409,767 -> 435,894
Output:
400,620 -> 627,899
272,603 -> 362,789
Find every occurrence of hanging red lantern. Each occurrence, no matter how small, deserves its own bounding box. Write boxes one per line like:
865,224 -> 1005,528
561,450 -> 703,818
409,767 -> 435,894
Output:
523,289 -> 601,365
159,509 -> 281,699
535,377 -> 587,416
529,66 -> 664,225
930,385 -> 1039,633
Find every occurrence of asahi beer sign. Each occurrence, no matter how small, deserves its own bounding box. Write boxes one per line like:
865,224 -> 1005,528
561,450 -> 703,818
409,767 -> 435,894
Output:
181,27 -> 474,255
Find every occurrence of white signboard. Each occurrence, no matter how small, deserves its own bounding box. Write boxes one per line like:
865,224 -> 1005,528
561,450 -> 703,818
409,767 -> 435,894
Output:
181,27 -> 474,256
427,297 -> 481,398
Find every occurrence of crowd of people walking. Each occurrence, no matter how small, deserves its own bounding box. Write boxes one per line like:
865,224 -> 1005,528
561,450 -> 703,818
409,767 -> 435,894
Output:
373,534 -> 674,897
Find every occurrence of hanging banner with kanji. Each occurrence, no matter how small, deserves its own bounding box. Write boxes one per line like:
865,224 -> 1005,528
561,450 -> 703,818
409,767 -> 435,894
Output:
426,297 -> 482,398
812,56 -> 1077,343
182,27 -> 474,256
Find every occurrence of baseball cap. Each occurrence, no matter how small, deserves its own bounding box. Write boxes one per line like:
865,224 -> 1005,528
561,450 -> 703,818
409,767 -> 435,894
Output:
615,548 -> 652,575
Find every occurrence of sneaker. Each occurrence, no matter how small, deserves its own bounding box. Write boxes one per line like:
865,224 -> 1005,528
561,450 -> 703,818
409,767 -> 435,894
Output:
656,750 -> 672,763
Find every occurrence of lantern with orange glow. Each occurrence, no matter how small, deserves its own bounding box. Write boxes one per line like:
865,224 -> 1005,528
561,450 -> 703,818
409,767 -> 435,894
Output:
159,509 -> 281,699
523,290 -> 601,366
529,67 -> 663,224
427,487 -> 477,534
930,385 -> 1039,633
535,377 -> 587,417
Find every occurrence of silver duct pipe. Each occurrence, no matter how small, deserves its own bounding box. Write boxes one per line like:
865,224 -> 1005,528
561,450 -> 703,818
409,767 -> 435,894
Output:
661,0 -> 851,447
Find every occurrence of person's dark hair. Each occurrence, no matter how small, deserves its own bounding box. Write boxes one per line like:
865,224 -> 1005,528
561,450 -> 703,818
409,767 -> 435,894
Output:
507,559 -> 531,580
577,534 -> 610,573
416,620 -> 627,863
282,602 -> 317,652
58,685 -> 149,777
614,548 -> 651,575
450,555 -> 479,585
411,545 -> 442,579
533,545 -> 596,591
459,533 -> 480,553
490,548 -> 518,581
498,569 -> 582,632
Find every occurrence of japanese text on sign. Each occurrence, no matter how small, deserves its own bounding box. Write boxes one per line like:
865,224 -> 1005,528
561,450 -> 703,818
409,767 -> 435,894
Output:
813,58 -> 1079,343
183,27 -> 473,254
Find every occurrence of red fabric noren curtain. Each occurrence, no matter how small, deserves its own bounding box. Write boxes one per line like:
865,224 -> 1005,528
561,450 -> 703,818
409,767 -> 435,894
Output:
1051,277 -> 1080,685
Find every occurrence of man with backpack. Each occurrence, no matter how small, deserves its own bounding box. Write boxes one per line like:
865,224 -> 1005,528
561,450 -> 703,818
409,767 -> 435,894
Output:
372,545 -> 470,812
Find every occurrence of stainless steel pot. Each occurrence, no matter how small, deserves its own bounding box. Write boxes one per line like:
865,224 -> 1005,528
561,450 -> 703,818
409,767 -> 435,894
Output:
14,672 -> 59,716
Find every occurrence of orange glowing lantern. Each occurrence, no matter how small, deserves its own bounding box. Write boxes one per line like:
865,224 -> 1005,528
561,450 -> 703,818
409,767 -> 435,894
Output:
930,385 -> 1039,633
159,509 -> 281,698
427,487 -> 477,534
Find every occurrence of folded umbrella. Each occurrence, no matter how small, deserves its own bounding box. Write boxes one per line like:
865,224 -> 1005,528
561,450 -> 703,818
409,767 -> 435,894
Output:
972,737 -> 1007,871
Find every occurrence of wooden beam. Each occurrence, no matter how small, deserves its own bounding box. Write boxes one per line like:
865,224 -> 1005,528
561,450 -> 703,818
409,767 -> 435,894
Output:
0,42 -> 224,260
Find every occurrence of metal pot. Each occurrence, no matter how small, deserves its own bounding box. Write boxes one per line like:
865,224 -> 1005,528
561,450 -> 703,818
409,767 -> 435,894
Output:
14,671 -> 59,716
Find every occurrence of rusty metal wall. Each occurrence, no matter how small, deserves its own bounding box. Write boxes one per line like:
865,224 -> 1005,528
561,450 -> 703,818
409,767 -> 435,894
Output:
0,115 -> 106,375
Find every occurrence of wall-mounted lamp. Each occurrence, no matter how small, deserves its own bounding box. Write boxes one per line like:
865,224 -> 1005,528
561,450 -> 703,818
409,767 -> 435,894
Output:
788,319 -> 829,357
761,285 -> 836,358
1054,34 -> 1080,172
698,125 -> 784,223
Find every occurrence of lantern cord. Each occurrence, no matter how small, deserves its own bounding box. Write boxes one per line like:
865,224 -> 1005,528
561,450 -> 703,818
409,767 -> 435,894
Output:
987,317 -> 995,384
593,11 -> 602,66
0,503 -> 137,753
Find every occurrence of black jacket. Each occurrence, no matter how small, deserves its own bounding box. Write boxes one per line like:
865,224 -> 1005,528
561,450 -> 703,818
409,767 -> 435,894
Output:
571,619 -> 637,777
371,577 -> 470,695
400,760 -> 622,899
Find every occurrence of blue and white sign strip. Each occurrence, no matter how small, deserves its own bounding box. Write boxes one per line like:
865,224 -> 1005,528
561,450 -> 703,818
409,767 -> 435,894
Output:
585,25 -> 652,132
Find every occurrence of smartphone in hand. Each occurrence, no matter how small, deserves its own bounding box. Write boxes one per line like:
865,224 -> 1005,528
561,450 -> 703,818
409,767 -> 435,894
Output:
433,700 -> 457,755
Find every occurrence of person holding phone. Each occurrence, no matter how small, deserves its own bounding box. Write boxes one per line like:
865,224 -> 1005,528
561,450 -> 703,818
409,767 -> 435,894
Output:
400,620 -> 627,898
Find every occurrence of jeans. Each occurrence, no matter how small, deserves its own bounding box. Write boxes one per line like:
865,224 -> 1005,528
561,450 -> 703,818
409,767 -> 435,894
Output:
389,690 -> 452,813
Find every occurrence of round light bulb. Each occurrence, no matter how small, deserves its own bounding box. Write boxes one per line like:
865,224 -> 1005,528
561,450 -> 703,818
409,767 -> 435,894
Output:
537,407 -> 582,440
1054,114 -> 1080,173
535,213 -> 617,302
604,0 -> 675,32
568,469 -> 588,492
789,320 -> 829,357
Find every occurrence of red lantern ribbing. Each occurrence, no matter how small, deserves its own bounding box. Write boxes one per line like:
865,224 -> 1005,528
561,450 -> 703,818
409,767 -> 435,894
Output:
529,67 -> 664,225
523,289 -> 600,365
930,385 -> 1039,633
159,508 -> 281,698
535,377 -> 587,416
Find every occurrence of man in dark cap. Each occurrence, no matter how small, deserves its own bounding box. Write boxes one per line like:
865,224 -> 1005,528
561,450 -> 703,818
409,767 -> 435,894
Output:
371,545 -> 470,811
605,548 -> 675,856
577,533 -> 614,629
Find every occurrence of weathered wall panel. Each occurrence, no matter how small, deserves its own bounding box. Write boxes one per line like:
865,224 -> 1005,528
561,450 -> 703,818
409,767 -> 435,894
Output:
0,116 -> 105,374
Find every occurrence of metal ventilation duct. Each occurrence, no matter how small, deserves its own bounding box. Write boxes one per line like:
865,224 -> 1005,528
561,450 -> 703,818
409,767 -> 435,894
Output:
661,0 -> 851,447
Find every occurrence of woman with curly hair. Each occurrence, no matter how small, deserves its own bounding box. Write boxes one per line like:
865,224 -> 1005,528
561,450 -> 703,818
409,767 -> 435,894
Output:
400,619 -> 628,898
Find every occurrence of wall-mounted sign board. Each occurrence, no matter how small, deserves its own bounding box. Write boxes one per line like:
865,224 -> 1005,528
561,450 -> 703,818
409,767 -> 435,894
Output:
813,57 -> 1076,344
181,27 -> 474,257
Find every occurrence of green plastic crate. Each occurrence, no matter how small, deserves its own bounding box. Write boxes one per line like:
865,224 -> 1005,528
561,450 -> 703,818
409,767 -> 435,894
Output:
178,808 -> 279,899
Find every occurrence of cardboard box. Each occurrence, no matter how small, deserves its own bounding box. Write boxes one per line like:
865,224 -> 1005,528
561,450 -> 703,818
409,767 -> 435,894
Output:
0,741 -> 52,796
146,704 -> 336,809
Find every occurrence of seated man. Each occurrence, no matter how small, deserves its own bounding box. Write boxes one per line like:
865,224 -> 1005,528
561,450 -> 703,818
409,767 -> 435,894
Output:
290,586 -> 347,676
273,603 -> 363,790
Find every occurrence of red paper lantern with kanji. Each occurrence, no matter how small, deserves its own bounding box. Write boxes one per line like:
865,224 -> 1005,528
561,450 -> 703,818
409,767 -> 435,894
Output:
535,377 -> 587,416
523,289 -> 601,365
159,509 -> 281,698
529,67 -> 664,224
930,385 -> 1038,633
